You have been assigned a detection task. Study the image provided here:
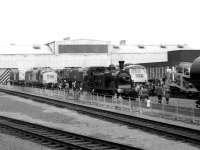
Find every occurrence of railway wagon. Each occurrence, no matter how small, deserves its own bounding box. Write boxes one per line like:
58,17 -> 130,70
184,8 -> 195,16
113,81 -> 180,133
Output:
25,67 -> 57,88
57,67 -> 85,89
56,68 -> 70,83
25,68 -> 39,86
10,69 -> 25,86
59,67 -> 84,82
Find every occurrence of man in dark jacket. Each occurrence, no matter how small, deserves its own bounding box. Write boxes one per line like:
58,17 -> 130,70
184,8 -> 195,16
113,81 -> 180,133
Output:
163,84 -> 170,104
155,84 -> 163,104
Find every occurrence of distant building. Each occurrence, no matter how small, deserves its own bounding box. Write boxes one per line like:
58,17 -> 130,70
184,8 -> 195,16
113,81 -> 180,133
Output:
109,44 -> 192,65
0,39 -> 111,69
0,39 -> 199,73
45,39 -> 111,67
139,49 -> 200,80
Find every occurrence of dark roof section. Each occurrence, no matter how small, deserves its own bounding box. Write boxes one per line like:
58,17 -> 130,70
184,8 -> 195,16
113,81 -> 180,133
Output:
168,50 -> 200,65
138,61 -> 169,67
138,50 -> 200,67
58,44 -> 108,53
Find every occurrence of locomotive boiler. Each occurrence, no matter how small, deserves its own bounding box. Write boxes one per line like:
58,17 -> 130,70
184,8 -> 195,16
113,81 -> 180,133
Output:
190,56 -> 200,91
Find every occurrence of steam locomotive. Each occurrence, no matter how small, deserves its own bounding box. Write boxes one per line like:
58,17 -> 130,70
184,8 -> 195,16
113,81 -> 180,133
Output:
84,61 -> 138,99
9,61 -> 138,99
56,61 -> 138,99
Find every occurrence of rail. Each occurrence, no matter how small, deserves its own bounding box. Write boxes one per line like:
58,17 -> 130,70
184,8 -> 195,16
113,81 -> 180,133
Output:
0,115 -> 141,150
0,87 -> 200,147
0,85 -> 200,125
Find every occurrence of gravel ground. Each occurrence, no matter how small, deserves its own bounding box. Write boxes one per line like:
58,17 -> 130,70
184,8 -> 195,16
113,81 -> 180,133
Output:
0,92 -> 199,150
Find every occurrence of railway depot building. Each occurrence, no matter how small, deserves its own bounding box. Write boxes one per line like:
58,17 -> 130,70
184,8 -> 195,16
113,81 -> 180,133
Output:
139,49 -> 200,81
0,39 -> 199,82
0,39 -> 170,69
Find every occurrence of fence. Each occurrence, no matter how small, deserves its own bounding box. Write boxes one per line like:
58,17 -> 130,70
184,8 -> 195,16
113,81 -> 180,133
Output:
0,85 -> 200,124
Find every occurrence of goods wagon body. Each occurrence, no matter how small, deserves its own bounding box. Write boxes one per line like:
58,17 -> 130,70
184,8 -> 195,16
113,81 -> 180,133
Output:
25,67 -> 57,87
58,67 -> 83,82
25,69 -> 38,85
10,69 -> 25,85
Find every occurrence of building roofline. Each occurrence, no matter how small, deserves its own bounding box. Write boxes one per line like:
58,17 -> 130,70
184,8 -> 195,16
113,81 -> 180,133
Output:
55,38 -> 111,43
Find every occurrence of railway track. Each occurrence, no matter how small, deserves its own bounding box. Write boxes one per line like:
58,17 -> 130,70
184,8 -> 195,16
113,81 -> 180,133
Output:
86,106 -> 200,146
0,115 -> 141,150
1,88 -> 200,147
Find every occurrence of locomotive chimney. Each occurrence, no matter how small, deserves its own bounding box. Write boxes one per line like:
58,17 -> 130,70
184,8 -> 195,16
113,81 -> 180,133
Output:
119,61 -> 125,70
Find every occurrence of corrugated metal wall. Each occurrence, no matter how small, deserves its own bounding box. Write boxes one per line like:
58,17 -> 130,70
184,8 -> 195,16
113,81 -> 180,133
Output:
110,52 -> 167,65
0,54 -> 110,69
0,52 -> 167,70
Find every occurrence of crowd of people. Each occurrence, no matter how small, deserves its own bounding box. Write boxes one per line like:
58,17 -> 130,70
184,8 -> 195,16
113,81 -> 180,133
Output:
57,79 -> 171,104
25,77 -> 200,108
135,81 -> 171,104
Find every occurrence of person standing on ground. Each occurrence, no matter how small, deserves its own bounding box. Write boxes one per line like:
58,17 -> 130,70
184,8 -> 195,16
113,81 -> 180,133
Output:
155,84 -> 163,104
163,84 -> 170,104
65,81 -> 69,94
139,85 -> 149,101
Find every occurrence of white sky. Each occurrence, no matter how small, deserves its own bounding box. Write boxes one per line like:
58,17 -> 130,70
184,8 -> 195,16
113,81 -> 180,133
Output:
0,0 -> 200,48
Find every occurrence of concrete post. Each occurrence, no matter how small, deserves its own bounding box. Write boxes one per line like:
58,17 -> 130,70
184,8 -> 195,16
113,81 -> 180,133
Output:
162,102 -> 164,116
176,101 -> 179,120
139,98 -> 142,114
192,108 -> 195,123
97,94 -> 99,101
129,97 -> 132,112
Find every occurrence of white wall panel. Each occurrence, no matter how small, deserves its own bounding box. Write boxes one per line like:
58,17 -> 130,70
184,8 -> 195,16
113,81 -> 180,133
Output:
0,52 -> 167,70
110,52 -> 167,65
0,54 -> 110,70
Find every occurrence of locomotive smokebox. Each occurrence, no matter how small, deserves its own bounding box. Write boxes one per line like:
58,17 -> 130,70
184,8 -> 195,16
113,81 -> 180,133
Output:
119,61 -> 125,70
